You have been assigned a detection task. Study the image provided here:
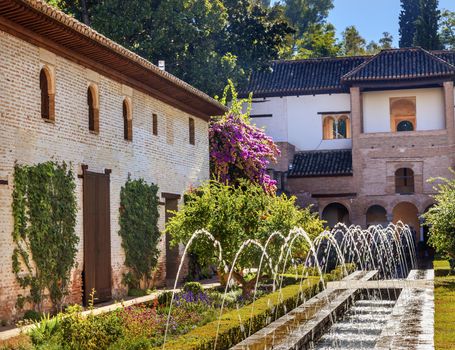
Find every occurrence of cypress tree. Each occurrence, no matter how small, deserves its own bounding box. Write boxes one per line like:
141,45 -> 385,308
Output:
414,0 -> 443,50
399,0 -> 420,48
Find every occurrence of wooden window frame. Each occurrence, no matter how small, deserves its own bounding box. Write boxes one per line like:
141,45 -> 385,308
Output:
123,98 -> 133,141
395,168 -> 415,194
189,117 -> 195,145
87,84 -> 99,134
322,114 -> 351,140
152,113 -> 158,136
39,66 -> 55,122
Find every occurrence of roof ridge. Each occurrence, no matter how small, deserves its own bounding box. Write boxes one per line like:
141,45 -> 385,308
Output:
421,47 -> 455,70
270,55 -> 371,64
296,149 -> 352,154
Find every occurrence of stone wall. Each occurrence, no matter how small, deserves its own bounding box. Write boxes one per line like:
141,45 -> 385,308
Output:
0,31 -> 210,320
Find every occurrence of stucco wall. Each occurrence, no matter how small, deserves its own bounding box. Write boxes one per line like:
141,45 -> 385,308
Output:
363,88 -> 445,133
249,94 -> 352,151
0,31 -> 209,320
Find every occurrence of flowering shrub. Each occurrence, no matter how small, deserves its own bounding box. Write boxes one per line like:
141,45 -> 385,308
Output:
210,82 -> 280,193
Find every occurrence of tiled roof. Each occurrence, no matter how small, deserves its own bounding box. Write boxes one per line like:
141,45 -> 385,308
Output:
244,48 -> 455,97
242,56 -> 369,97
0,0 -> 227,118
342,48 -> 455,83
288,149 -> 353,177
433,51 -> 455,66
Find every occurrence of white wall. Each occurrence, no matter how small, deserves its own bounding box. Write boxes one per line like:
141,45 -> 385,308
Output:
363,88 -> 445,133
248,94 -> 352,151
248,97 -> 287,142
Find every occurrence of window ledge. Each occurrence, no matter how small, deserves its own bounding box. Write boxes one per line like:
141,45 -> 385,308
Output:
360,129 -> 447,138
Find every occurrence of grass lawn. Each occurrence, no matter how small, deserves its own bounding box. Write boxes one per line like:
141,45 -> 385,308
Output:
434,260 -> 455,350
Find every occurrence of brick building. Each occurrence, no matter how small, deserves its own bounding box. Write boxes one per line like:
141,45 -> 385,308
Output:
0,0 -> 225,319
243,48 -> 455,245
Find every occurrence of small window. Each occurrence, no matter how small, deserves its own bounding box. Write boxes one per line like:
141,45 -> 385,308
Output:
123,98 -> 132,141
87,85 -> 99,133
397,120 -> 414,132
395,168 -> 415,194
152,113 -> 158,136
189,117 -> 195,145
323,115 -> 351,140
40,67 -> 55,121
390,97 -> 416,132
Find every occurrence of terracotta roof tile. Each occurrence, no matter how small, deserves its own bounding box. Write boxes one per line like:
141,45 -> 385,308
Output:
288,149 -> 352,177
342,48 -> 455,83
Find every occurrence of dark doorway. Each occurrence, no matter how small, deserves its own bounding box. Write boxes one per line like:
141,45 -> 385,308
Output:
83,169 -> 112,305
163,193 -> 180,287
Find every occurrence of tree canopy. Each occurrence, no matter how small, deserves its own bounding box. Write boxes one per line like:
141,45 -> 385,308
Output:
399,0 -> 420,47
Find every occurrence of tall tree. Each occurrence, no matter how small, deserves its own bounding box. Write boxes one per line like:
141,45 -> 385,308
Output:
414,0 -> 443,50
284,0 -> 334,36
399,0 -> 420,47
379,32 -> 394,49
295,23 -> 341,58
440,9 -> 455,50
45,0 -> 293,97
341,25 -> 366,56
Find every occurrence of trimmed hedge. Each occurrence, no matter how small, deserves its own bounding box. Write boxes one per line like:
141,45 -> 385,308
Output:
158,264 -> 355,350
158,278 -> 321,350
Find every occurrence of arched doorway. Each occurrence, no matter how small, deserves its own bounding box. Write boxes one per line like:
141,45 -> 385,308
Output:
366,205 -> 387,227
392,202 -> 419,242
322,203 -> 351,228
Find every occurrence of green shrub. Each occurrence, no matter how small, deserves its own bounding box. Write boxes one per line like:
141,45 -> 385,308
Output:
128,289 -> 153,298
28,313 -> 60,346
157,291 -> 173,307
23,310 -> 42,322
58,305 -> 123,350
119,178 -> 160,290
183,282 -> 204,295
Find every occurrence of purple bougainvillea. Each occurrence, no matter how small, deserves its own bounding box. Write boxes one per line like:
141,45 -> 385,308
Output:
209,112 -> 280,193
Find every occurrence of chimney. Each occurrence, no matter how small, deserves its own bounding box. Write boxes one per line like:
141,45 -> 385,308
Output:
158,60 -> 165,71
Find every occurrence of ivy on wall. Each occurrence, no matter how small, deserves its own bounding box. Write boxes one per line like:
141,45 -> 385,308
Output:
119,178 -> 160,289
12,161 -> 78,312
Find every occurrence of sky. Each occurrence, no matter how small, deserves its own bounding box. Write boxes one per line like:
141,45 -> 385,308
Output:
273,0 -> 455,46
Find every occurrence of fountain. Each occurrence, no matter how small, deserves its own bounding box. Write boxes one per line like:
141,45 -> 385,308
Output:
162,222 -> 433,350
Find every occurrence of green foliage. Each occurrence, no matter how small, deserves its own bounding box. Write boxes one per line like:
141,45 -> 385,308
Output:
295,23 -> 341,58
28,313 -> 61,346
183,282 -> 204,295
414,0 -> 443,50
12,162 -> 78,312
58,305 -> 124,350
157,291 -> 174,307
159,278 -> 322,350
440,9 -> 455,49
22,310 -> 42,322
46,0 -> 293,97
119,178 -> 160,289
341,25 -> 366,56
284,0 -> 334,36
166,180 -> 324,294
399,0 -> 420,47
423,172 -> 455,259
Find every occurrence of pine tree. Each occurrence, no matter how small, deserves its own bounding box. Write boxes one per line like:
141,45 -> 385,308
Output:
414,0 -> 443,50
399,0 -> 420,47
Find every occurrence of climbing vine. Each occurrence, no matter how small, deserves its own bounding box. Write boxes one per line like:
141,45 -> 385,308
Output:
12,161 -> 78,312
119,178 -> 160,289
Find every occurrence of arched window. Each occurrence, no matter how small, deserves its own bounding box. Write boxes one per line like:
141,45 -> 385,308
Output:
87,85 -> 99,133
323,116 -> 335,140
396,120 -> 414,132
40,67 -> 55,121
189,117 -> 195,145
390,97 -> 416,132
323,115 -> 351,140
321,202 -> 351,228
395,168 -> 414,194
123,98 -> 132,141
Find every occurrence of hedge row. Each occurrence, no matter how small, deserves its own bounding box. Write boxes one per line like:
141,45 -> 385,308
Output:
158,264 -> 355,350
158,279 -> 318,350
